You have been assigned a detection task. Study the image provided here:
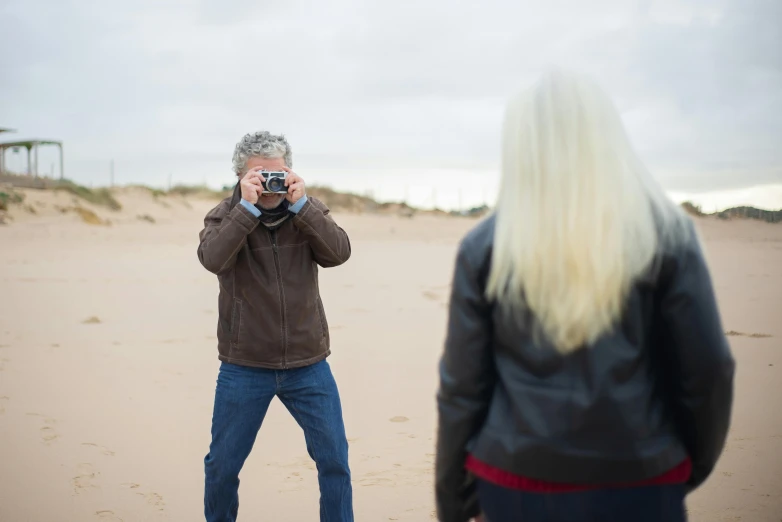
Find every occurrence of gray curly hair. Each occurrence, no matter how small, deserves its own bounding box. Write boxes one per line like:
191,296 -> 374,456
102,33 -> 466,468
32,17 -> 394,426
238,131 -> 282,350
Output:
232,131 -> 293,175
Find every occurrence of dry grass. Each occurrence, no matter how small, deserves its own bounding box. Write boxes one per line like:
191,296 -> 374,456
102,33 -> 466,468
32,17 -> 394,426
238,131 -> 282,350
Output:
0,187 -> 25,211
680,201 -> 705,217
71,207 -> 105,225
130,185 -> 166,198
715,206 -> 782,223
167,184 -> 230,199
307,186 -> 377,212
726,330 -> 773,338
56,181 -> 122,211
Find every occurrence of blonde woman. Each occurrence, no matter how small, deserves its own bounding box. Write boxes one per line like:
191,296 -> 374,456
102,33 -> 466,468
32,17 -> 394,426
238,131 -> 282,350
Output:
435,70 -> 734,522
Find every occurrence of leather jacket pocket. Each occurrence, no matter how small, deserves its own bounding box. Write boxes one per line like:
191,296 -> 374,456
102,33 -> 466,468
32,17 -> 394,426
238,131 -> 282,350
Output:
230,298 -> 242,345
316,296 -> 327,339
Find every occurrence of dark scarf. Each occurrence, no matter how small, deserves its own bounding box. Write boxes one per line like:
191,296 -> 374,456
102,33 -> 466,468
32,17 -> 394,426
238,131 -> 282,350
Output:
231,181 -> 291,230
257,199 -> 291,229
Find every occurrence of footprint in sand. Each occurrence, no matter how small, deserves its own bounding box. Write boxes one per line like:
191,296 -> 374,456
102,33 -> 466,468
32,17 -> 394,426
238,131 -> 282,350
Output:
27,413 -> 59,443
40,425 -> 59,444
266,456 -> 317,473
0,357 -> 9,372
72,463 -> 100,494
40,419 -> 59,444
136,491 -> 165,511
95,510 -> 123,521
278,471 -> 306,493
390,416 -> 409,423
359,454 -> 381,462
357,459 -> 435,489
0,396 -> 9,414
83,316 -> 102,324
356,476 -> 396,487
122,483 -> 166,512
421,290 -> 442,302
82,442 -> 116,456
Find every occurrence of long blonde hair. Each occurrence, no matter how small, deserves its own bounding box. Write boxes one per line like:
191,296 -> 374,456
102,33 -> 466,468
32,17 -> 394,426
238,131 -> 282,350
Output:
486,70 -> 689,354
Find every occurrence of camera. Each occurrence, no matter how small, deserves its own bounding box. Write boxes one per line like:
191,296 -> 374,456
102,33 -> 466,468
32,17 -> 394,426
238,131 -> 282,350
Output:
261,171 -> 288,194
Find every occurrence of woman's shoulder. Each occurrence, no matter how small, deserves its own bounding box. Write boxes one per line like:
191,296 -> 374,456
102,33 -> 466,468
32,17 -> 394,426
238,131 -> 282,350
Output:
455,213 -> 496,281
646,214 -> 704,290
459,213 -> 496,254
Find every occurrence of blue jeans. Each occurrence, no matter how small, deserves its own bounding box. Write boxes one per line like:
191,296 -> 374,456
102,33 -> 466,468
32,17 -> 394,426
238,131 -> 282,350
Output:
477,479 -> 687,522
204,360 -> 353,522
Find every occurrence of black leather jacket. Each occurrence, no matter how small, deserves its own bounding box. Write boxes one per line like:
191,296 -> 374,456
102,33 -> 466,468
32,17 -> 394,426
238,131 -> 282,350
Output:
435,215 -> 735,522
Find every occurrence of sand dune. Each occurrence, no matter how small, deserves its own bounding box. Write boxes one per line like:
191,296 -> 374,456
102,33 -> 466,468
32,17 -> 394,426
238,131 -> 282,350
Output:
0,189 -> 780,521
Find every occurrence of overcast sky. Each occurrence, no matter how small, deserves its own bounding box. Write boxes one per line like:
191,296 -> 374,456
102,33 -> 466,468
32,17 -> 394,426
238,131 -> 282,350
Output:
1,0 -> 781,208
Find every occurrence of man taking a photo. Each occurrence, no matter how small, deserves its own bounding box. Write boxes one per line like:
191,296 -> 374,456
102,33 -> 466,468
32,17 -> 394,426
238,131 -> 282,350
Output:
198,131 -> 353,522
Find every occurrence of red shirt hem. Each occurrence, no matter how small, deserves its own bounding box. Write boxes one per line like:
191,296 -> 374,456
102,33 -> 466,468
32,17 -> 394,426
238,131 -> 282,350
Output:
464,454 -> 692,493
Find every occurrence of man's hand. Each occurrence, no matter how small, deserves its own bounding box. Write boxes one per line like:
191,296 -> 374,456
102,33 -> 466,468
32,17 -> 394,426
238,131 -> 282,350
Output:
281,167 -> 305,205
240,167 -> 265,204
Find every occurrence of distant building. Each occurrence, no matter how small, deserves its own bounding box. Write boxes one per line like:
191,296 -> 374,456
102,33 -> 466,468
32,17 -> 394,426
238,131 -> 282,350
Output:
0,127 -> 64,179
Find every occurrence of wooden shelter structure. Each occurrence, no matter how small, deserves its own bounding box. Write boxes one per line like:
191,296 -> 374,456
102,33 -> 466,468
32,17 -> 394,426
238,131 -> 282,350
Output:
0,134 -> 64,179
0,127 -> 15,175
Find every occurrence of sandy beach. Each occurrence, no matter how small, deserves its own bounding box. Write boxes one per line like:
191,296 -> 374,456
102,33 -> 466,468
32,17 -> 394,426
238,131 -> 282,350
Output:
0,188 -> 780,521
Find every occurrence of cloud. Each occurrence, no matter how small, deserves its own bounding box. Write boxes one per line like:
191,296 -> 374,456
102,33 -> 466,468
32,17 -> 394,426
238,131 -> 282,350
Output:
622,0 -> 782,189
1,0 -> 780,196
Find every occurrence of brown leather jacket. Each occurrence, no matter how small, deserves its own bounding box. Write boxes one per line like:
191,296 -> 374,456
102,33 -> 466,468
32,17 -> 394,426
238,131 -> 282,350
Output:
198,188 -> 350,369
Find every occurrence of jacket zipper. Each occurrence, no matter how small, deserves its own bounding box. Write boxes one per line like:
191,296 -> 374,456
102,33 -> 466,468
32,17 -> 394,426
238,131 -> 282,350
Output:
270,229 -> 288,368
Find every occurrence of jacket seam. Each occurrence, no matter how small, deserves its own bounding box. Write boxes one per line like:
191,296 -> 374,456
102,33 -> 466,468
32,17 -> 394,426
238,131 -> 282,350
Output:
231,202 -> 261,231
218,349 -> 330,368
229,270 -> 237,356
314,266 -> 326,339
281,268 -> 290,366
297,199 -> 313,220
296,216 -> 342,262
317,296 -> 326,339
269,230 -> 286,367
236,298 -> 243,346
209,204 -> 253,273
250,242 -> 309,252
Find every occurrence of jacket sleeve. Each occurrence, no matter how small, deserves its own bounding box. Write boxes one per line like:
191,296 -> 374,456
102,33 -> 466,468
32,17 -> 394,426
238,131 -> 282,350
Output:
291,197 -> 351,268
197,199 -> 260,274
659,226 -> 735,491
436,242 -> 495,522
